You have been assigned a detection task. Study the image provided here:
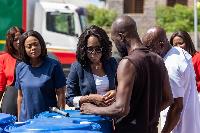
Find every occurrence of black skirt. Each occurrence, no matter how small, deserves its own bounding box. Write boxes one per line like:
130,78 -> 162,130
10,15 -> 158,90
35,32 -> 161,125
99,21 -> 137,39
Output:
1,86 -> 18,117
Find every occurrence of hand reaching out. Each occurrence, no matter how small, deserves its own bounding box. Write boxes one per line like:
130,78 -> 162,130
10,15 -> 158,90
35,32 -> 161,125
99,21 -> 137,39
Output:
103,90 -> 116,106
80,90 -> 117,115
84,90 -> 116,107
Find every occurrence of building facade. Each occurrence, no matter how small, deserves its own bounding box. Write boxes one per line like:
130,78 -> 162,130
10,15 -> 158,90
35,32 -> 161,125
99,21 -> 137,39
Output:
101,0 -> 194,35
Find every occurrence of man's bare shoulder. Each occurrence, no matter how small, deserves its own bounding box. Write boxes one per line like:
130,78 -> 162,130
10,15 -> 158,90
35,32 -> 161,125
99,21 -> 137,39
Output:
117,58 -> 137,87
118,58 -> 136,74
119,58 -> 133,67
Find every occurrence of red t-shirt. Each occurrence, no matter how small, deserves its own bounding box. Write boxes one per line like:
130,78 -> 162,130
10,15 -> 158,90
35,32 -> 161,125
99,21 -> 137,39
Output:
0,53 -> 16,92
192,52 -> 200,92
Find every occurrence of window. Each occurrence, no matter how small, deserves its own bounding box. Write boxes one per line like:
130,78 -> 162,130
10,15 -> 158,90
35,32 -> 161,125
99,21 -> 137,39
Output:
124,0 -> 144,13
178,0 -> 187,5
167,0 -> 187,7
79,15 -> 89,32
46,12 -> 75,36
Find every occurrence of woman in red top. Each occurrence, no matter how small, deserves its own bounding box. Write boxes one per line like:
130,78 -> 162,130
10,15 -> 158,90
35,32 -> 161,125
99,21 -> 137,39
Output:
0,27 -> 25,117
170,30 -> 200,92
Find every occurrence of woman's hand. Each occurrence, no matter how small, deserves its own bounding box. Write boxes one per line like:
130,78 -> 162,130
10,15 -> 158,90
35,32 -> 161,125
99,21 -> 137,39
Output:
89,94 -> 106,107
103,90 -> 116,106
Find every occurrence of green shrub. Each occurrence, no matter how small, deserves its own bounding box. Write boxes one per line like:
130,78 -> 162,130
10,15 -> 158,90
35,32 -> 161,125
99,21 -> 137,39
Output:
156,4 -> 195,32
86,5 -> 118,32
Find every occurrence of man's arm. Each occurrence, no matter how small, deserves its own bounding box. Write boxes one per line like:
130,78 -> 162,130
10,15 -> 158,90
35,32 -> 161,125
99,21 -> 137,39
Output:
57,86 -> 66,109
161,71 -> 174,111
162,97 -> 183,133
17,90 -> 23,121
80,59 -> 136,118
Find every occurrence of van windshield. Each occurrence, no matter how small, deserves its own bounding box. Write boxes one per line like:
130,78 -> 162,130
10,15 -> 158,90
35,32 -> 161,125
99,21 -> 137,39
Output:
79,15 -> 89,32
46,12 -> 75,36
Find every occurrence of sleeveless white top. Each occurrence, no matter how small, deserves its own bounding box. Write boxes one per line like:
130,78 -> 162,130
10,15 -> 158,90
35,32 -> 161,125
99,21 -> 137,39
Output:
73,74 -> 109,108
93,74 -> 109,95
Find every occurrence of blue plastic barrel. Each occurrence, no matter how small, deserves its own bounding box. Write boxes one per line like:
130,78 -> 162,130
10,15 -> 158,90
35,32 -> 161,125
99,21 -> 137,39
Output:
5,130 -> 102,133
4,117 -> 100,132
0,113 -> 17,133
43,130 -> 102,133
35,110 -> 114,133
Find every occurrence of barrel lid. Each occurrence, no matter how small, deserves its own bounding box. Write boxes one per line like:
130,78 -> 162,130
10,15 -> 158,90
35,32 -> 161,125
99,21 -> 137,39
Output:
0,113 -> 17,124
27,117 -> 91,124
35,110 -> 110,121
5,118 -> 100,132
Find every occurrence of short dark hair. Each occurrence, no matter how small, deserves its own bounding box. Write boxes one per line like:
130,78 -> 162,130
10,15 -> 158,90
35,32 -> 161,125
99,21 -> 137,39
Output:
170,30 -> 196,56
19,30 -> 47,65
4,27 -> 25,54
76,25 -> 112,66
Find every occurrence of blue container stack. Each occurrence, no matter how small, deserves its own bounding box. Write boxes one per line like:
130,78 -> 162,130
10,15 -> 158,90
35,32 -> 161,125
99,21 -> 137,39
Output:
4,117 -> 101,133
3,110 -> 113,133
46,130 -> 102,133
0,113 -> 17,133
35,110 -> 113,133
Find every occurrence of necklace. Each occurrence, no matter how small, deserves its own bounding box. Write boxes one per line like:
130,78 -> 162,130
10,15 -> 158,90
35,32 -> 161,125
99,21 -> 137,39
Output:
91,62 -> 101,70
95,65 -> 98,69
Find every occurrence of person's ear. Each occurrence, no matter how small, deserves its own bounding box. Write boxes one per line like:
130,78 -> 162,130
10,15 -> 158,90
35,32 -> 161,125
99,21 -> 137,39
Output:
119,33 -> 125,41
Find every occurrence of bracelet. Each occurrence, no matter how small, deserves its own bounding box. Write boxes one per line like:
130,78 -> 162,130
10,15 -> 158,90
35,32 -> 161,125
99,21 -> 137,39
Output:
87,95 -> 90,103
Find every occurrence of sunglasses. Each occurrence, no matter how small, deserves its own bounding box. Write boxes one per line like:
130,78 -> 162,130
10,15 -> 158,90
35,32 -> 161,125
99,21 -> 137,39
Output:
87,46 -> 103,53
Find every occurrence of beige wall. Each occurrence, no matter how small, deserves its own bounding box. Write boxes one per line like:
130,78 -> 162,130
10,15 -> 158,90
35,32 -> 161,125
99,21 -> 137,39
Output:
105,0 -> 195,37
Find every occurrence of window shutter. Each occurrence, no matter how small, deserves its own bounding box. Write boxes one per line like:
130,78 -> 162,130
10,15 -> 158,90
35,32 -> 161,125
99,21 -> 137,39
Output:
124,0 -> 143,13
178,0 -> 187,5
167,0 -> 187,7
135,0 -> 143,13
167,0 -> 176,7
124,0 -> 133,13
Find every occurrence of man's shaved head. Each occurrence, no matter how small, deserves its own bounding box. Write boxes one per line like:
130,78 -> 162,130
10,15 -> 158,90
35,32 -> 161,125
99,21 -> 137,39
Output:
111,15 -> 137,36
110,15 -> 143,57
142,26 -> 166,48
142,25 -> 170,58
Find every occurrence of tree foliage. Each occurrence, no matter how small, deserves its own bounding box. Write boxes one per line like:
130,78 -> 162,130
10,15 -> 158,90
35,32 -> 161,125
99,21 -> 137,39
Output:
156,4 -> 200,32
86,5 -> 118,32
